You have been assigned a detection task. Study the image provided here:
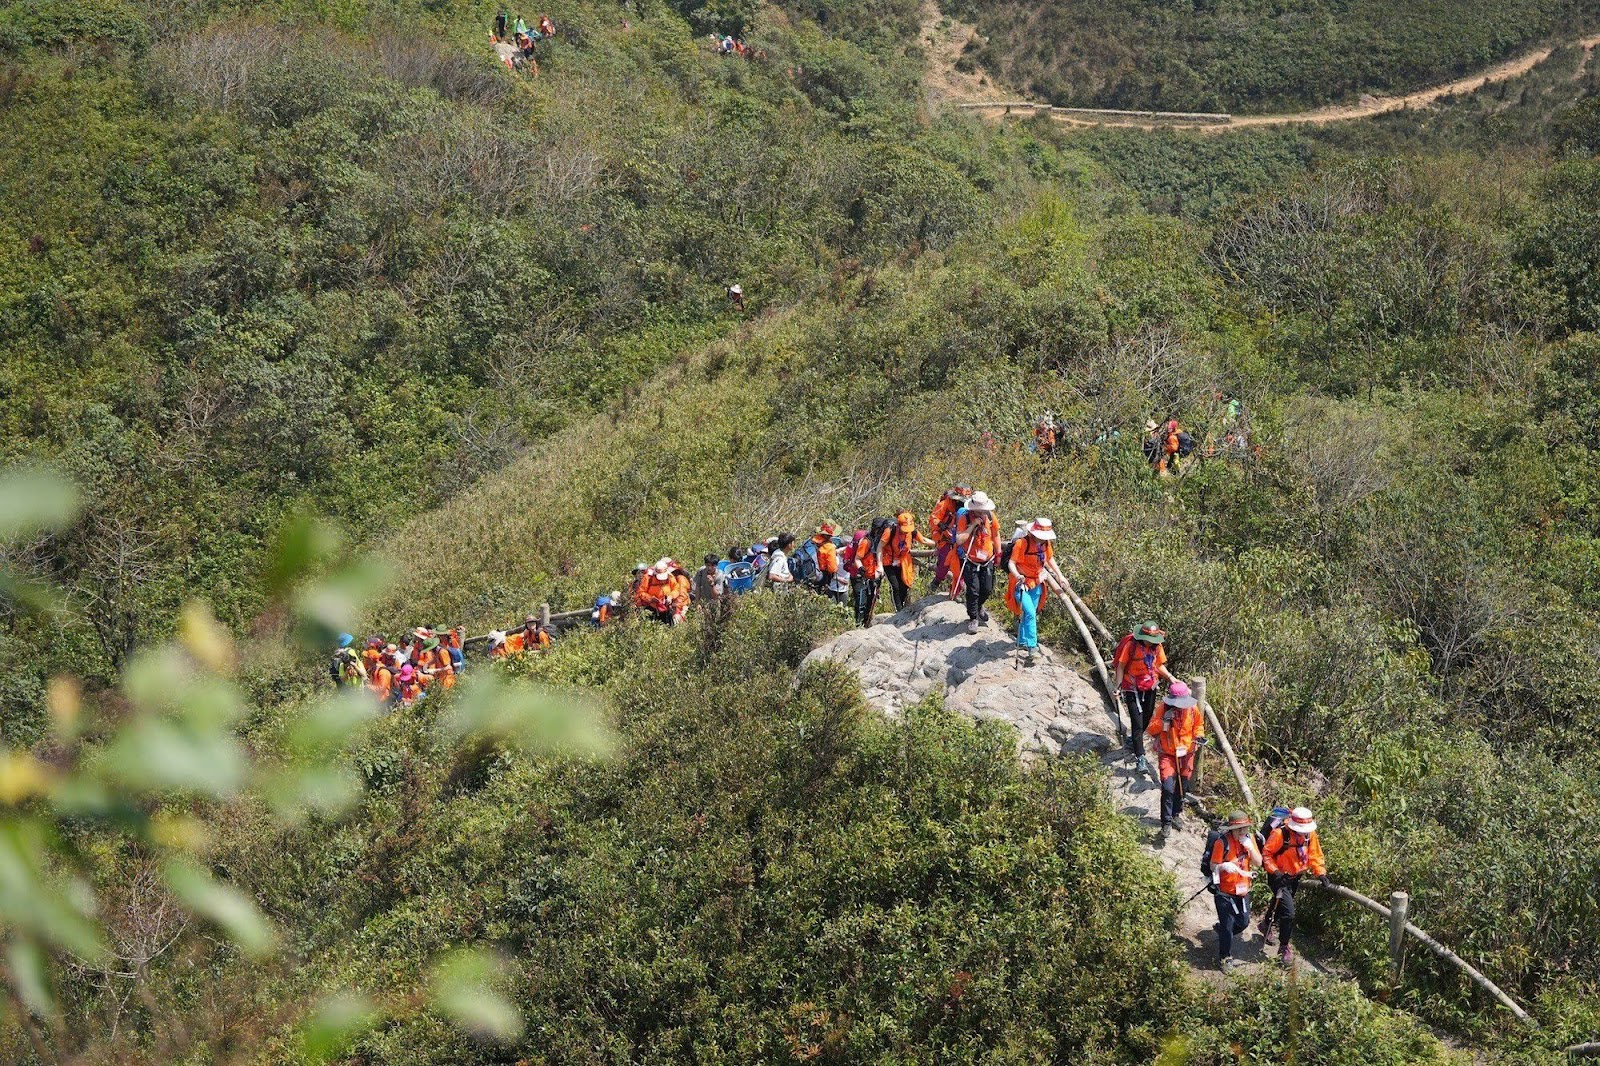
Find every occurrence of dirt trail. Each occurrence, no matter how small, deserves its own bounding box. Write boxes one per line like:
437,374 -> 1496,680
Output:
924,0 -> 1600,133
807,596 -> 1340,981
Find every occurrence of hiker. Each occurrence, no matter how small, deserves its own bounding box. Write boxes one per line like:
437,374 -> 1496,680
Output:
792,523 -> 840,596
953,491 -> 1000,634
330,633 -> 366,689
362,637 -> 384,680
766,533 -> 796,587
693,553 -> 731,621
591,593 -> 617,628
852,519 -> 889,625
1147,680 -> 1204,833
1114,621 -> 1176,773
727,283 -> 745,311
633,560 -> 678,623
368,648 -> 395,701
667,560 -> 692,622
418,637 -> 455,690
1261,806 -> 1329,968
396,663 -> 426,707
1208,811 -> 1262,973
488,630 -> 509,659
513,14 -> 529,37
1005,518 -> 1066,664
879,511 -> 933,612
494,9 -> 508,39
1034,416 -> 1058,460
538,13 -> 555,38
520,612 -> 552,652
826,538 -> 852,604
928,485 -> 970,592
720,545 -> 758,595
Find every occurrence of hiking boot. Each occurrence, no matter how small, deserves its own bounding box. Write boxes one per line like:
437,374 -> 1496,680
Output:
980,609 -> 991,623
965,619 -> 980,635
1260,920 -> 1276,945
1135,755 -> 1149,774
1279,946 -> 1294,969
1219,957 -> 1239,975
1169,814 -> 1183,831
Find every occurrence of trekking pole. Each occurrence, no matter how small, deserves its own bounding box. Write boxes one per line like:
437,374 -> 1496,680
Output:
1182,882 -> 1213,907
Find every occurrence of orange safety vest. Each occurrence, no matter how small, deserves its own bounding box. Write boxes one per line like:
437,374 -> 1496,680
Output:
929,497 -> 961,546
955,511 -> 1000,564
369,665 -> 394,700
880,522 -> 930,585
1005,536 -> 1054,614
1210,832 -> 1256,897
854,534 -> 882,579
1146,700 -> 1203,757
812,536 -> 840,576
1262,828 -> 1327,878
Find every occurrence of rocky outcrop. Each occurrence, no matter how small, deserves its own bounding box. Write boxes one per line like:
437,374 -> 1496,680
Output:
808,594 -> 1328,977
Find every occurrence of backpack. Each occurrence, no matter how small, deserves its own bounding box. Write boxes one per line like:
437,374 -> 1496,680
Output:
331,648 -> 359,687
791,539 -> 823,587
844,531 -> 866,577
1142,434 -> 1161,462
867,517 -> 895,557
1260,806 -> 1296,858
1176,431 -> 1196,458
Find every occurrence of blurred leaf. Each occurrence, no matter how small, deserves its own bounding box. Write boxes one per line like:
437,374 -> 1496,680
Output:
291,559 -> 393,652
0,752 -> 52,806
149,812 -> 212,852
121,648 -> 246,728
178,601 -> 236,675
285,693 -> 378,758
260,764 -> 364,825
6,937 -> 55,1023
263,514 -> 344,598
440,673 -> 615,757
99,716 -> 247,799
298,990 -> 380,1062
427,949 -> 523,1043
0,823 -> 106,961
46,677 -> 81,741
161,858 -> 276,958
0,572 -> 69,616
0,467 -> 79,543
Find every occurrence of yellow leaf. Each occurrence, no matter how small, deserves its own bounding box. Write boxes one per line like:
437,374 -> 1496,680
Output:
179,602 -> 235,675
46,676 -> 81,738
0,751 -> 52,805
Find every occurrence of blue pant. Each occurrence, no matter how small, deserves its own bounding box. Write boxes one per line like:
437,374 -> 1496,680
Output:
1215,891 -> 1251,960
1016,583 -> 1043,649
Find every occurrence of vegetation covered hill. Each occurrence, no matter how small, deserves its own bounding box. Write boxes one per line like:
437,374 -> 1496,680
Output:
6,0 -> 1600,1062
942,0 -> 1600,113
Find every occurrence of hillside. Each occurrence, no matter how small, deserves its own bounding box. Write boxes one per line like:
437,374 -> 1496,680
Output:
940,0 -> 1600,113
5,0 -> 1600,1063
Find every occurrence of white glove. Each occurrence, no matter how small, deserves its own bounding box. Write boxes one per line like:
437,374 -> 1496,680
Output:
1217,861 -> 1240,875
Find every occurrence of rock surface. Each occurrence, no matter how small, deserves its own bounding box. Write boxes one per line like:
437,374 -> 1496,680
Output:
807,595 -> 1330,979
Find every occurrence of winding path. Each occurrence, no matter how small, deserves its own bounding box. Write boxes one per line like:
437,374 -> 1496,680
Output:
923,3 -> 1600,132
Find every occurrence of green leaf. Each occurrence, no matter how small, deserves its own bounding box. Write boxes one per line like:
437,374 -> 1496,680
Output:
298,991 -> 380,1063
440,673 -> 615,757
100,716 -> 247,798
427,949 -> 523,1043
290,559 -> 393,651
285,693 -> 378,758
0,822 -> 106,961
263,514 -> 345,598
6,937 -> 56,1022
0,467 -> 79,543
260,764 -> 363,826
161,859 -> 276,958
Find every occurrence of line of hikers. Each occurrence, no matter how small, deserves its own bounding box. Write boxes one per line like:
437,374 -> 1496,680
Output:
1032,397 -> 1255,471
1117,621 -> 1329,971
491,10 -> 557,73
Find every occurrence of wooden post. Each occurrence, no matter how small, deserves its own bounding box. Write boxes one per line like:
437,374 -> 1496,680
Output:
540,603 -> 551,628
1389,891 -> 1409,984
1061,578 -> 1114,645
1320,882 -> 1534,1025
1199,691 -> 1256,811
1051,578 -> 1125,740
1191,677 -> 1207,796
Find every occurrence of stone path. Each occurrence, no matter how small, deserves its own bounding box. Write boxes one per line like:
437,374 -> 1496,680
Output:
806,595 -> 1334,980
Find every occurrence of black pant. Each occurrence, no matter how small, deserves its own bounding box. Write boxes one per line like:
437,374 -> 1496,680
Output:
853,576 -> 881,625
1267,873 -> 1301,950
1215,891 -> 1251,960
1158,763 -> 1191,824
961,560 -> 994,621
1122,688 -> 1157,754
886,569 -> 911,612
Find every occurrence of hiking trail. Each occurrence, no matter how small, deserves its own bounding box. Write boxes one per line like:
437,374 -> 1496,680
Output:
806,595 -> 1338,982
920,2 -> 1600,132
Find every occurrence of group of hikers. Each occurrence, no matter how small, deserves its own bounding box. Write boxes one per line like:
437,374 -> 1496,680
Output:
328,481 -> 1325,973
1117,618 -> 1329,971
712,33 -> 763,59
1031,395 -> 1256,473
491,10 -> 557,73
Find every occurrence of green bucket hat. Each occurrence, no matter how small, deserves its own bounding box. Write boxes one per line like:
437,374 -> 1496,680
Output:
1134,622 -> 1166,645
423,638 -> 440,650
